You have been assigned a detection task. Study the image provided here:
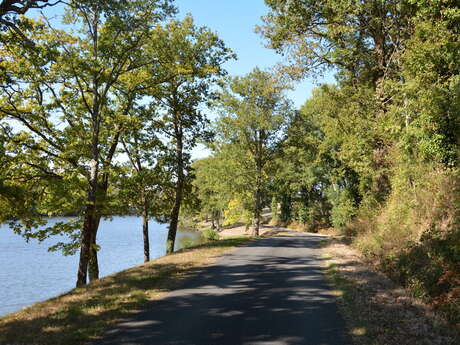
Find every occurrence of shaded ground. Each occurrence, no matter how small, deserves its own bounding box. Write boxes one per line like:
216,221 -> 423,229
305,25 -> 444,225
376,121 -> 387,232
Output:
97,233 -> 351,345
322,237 -> 459,345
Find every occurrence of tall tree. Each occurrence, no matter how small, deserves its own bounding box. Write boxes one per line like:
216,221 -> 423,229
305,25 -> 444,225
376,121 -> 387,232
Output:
215,68 -> 293,235
0,0 -> 175,286
120,103 -> 173,263
143,16 -> 234,254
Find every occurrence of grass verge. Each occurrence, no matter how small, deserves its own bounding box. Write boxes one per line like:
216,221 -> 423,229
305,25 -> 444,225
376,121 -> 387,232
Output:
322,236 -> 459,345
0,237 -> 253,345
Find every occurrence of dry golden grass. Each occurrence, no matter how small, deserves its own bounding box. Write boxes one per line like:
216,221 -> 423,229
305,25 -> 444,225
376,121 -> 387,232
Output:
0,237 -> 252,345
322,237 -> 459,345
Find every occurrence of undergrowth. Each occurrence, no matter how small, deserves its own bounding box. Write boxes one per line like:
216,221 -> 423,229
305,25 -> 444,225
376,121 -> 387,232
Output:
352,167 -> 460,325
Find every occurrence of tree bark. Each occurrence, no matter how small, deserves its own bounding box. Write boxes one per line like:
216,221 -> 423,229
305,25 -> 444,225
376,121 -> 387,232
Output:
88,230 -> 99,282
252,187 -> 261,237
166,114 -> 184,254
77,208 -> 94,287
167,181 -> 183,254
88,216 -> 101,282
252,138 -> 263,237
142,197 -> 150,262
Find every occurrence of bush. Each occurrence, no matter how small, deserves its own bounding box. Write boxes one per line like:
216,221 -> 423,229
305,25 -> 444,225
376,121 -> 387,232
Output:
179,236 -> 196,250
353,167 -> 460,324
202,228 -> 220,241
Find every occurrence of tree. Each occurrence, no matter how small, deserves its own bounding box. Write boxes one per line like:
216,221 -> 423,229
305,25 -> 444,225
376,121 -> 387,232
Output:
0,0 -> 175,286
259,0 -> 415,84
258,0 -> 418,204
0,0 -> 61,43
142,16 -> 234,254
120,100 -> 173,263
192,156 -> 228,229
215,68 -> 293,236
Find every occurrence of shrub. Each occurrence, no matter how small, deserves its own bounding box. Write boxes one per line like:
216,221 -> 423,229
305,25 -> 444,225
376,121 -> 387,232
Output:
202,228 -> 220,241
179,236 -> 196,250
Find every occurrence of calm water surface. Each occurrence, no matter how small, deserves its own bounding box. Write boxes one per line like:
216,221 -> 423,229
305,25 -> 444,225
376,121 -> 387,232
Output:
0,216 -> 199,317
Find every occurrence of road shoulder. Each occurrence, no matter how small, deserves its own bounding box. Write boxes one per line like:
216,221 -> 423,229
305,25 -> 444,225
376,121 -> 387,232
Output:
322,236 -> 459,345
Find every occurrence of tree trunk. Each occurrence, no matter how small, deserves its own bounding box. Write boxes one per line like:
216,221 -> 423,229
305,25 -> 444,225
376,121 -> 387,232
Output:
167,182 -> 183,254
142,198 -> 150,262
88,229 -> 99,282
88,216 -> 101,282
166,118 -> 184,255
252,186 -> 261,236
252,155 -> 262,237
216,211 -> 221,231
77,208 -> 94,287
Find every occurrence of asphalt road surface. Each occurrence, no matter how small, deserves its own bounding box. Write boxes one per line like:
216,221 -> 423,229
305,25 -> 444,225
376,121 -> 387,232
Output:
98,232 -> 352,345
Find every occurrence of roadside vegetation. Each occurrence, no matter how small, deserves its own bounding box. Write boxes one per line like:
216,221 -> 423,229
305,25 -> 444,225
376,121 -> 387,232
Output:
322,236 -> 459,344
190,0 -> 460,328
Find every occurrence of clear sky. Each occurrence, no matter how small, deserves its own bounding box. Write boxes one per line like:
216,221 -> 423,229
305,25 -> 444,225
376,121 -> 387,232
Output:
173,0 -> 332,158
175,0 -> 323,110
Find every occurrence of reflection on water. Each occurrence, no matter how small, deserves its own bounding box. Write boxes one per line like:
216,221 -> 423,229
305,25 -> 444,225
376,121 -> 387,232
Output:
0,216 -> 200,317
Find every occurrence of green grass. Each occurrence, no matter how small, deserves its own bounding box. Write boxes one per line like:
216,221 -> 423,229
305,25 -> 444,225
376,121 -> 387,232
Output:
0,237 -> 253,345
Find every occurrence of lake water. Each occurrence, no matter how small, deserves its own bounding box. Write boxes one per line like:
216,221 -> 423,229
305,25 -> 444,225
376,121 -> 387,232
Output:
0,216 -> 200,317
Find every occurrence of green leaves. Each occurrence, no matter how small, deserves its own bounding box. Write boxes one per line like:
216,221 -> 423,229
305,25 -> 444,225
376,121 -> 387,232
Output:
193,69 -> 293,226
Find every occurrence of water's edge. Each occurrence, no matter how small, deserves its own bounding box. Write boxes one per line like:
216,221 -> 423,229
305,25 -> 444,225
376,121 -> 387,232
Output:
0,216 -> 200,317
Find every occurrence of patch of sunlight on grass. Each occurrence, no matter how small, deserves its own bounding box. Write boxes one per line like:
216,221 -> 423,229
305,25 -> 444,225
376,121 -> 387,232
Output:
43,326 -> 63,333
352,327 -> 367,336
331,289 -> 344,297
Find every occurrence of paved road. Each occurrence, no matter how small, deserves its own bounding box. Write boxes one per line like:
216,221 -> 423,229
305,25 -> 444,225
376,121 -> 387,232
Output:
98,232 -> 351,345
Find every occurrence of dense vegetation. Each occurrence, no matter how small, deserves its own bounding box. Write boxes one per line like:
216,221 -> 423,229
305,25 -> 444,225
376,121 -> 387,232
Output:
192,1 -> 460,324
1,0 -> 459,325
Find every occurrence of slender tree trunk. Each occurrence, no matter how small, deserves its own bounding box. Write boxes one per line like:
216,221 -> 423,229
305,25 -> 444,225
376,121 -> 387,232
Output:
88,216 -> 101,282
252,188 -> 261,237
166,120 -> 184,254
77,207 -> 94,287
88,231 -> 99,282
142,197 -> 150,262
216,211 -> 221,231
252,154 -> 262,236
167,181 -> 183,254
252,186 -> 262,236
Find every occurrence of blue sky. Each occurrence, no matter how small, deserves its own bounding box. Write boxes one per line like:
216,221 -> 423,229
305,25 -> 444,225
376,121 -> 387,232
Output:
173,0 -> 333,158
175,0 -> 324,109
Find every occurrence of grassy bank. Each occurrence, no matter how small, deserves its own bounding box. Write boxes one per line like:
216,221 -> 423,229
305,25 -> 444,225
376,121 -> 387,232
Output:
0,237 -> 252,345
322,236 -> 459,345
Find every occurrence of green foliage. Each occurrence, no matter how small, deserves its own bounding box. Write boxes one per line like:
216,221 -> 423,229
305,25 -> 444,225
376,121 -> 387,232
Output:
260,0 -> 460,322
201,228 -> 220,242
326,187 -> 357,230
0,1 -> 233,284
179,236 -> 196,250
270,196 -> 278,223
208,68 -> 294,233
223,196 -> 252,227
178,213 -> 198,232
